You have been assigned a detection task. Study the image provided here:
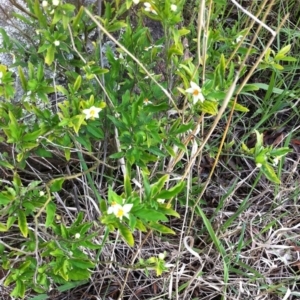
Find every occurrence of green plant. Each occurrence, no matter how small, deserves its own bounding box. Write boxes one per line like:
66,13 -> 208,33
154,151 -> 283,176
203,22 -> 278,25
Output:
0,0 -> 299,299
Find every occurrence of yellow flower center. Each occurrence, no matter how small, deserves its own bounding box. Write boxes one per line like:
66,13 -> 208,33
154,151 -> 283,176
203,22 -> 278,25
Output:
90,109 -> 96,116
193,89 -> 199,96
116,208 -> 124,218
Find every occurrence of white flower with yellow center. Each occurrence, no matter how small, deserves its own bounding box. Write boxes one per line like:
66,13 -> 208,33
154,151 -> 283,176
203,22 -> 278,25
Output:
107,202 -> 133,220
42,1 -> 48,7
74,233 -> 80,239
144,2 -> 157,15
52,0 -> 60,6
82,106 -> 102,120
143,98 -> 152,105
54,40 -> 60,46
186,82 -> 205,104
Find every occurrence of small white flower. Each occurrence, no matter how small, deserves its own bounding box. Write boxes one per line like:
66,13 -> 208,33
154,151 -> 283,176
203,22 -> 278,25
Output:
42,0 -> 48,7
144,46 -> 153,51
82,106 -> 102,120
144,2 -> 157,15
185,82 -> 205,104
273,156 -> 282,166
54,40 -> 60,46
157,199 -> 165,204
0,72 -> 3,79
133,0 -> 140,4
256,163 -> 262,168
170,4 -> 177,12
143,98 -> 152,105
39,191 -> 45,196
236,35 -> 244,44
158,252 -> 166,260
75,233 -> 80,239
52,0 -> 60,5
107,202 -> 133,220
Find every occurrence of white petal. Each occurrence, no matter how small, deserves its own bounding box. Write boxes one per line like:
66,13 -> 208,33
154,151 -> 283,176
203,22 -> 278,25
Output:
190,81 -> 200,90
123,204 -> 133,213
185,87 -> 194,94
170,4 -> 177,12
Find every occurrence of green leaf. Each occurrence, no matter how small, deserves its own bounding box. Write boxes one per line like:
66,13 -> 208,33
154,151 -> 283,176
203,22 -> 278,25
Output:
50,178 -> 64,192
150,174 -> 169,197
45,45 -> 56,66
37,63 -> 44,82
18,66 -> 27,91
275,44 -> 291,58
8,111 -> 21,141
46,202 -> 56,227
251,83 -> 296,97
72,6 -> 84,29
118,223 -> 134,246
148,222 -> 175,234
86,123 -> 104,139
73,75 -> 82,92
157,181 -> 185,199
124,161 -> 132,197
261,163 -> 281,184
18,210 -> 28,237
0,222 -> 7,232
135,219 -> 147,232
71,114 -> 86,134
0,160 -> 14,169
34,0 -> 47,28
69,259 -> 95,269
23,128 -> 45,142
0,28 -> 11,48
278,56 -> 297,62
143,102 -> 169,113
68,269 -> 91,281
171,121 -> 193,134
107,21 -> 127,32
11,279 -> 25,298
199,100 -> 218,115
195,206 -> 225,254
254,130 -> 263,153
35,148 -> 53,158
29,281 -> 89,300
273,63 -> 284,70
270,147 -> 291,157
157,206 -> 180,218
38,43 -> 51,53
134,208 -> 168,222
109,151 -> 124,159
219,54 -> 226,87
228,101 -> 249,112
